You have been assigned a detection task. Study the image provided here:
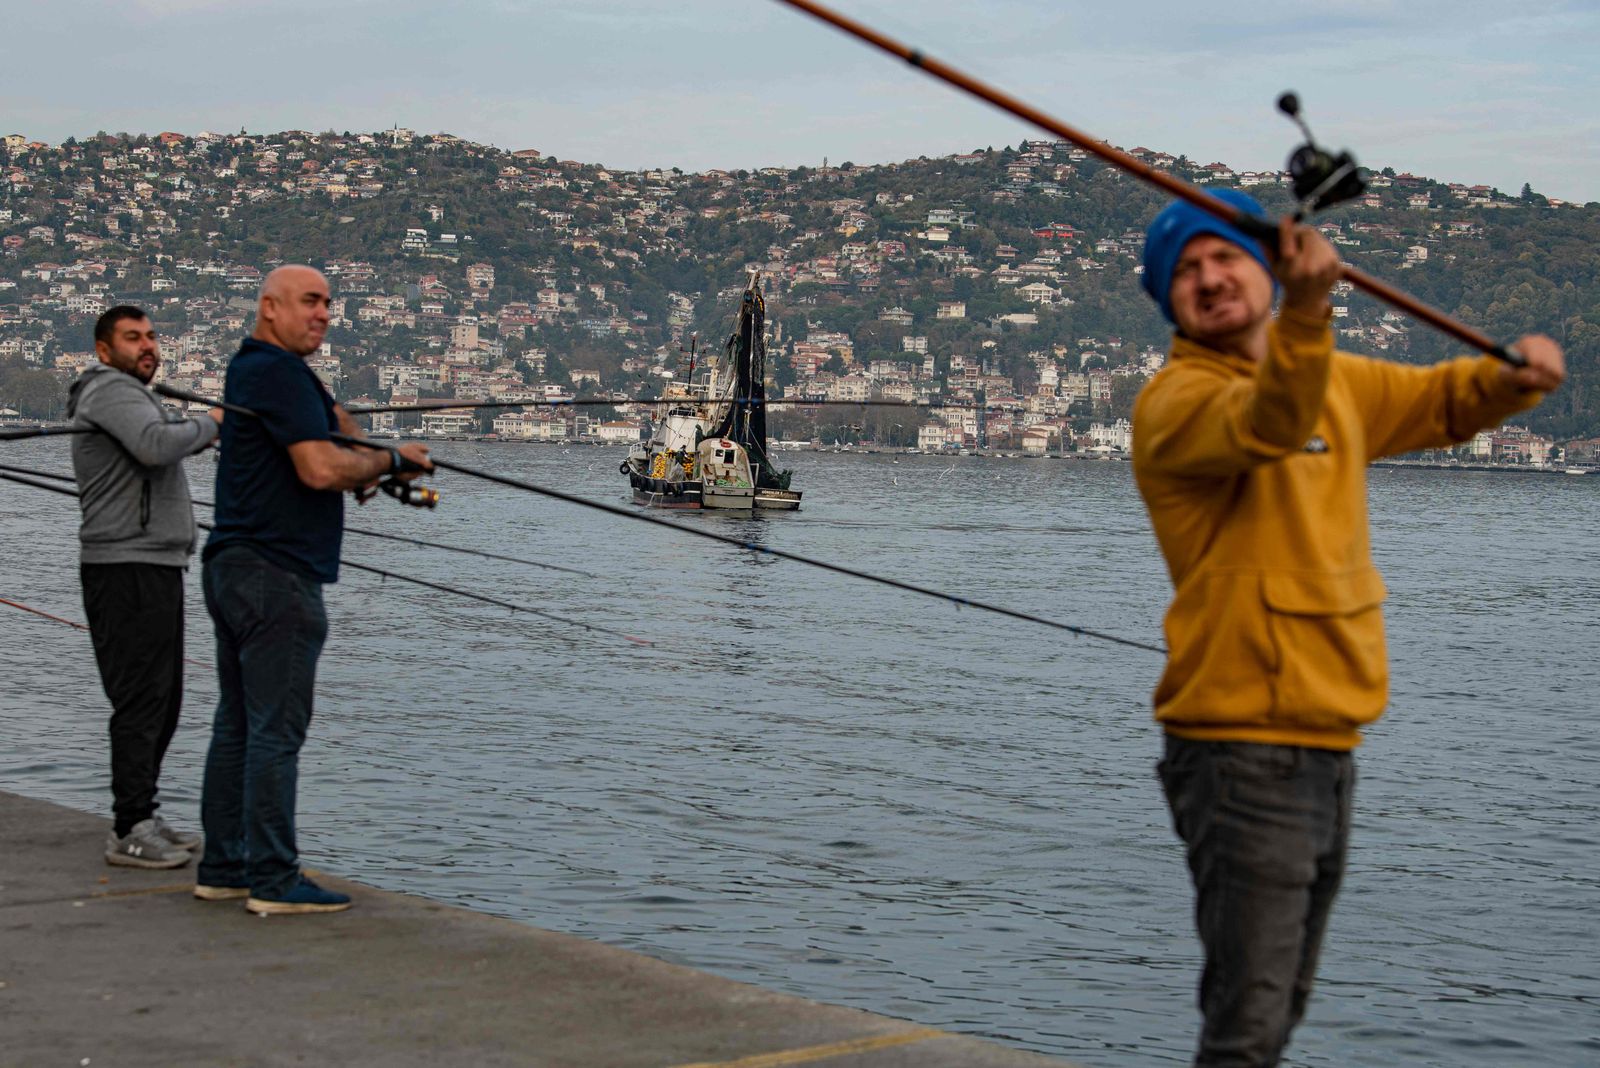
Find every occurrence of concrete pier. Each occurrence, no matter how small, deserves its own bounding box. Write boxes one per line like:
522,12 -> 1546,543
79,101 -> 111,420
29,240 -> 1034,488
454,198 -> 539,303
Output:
0,790 -> 1078,1068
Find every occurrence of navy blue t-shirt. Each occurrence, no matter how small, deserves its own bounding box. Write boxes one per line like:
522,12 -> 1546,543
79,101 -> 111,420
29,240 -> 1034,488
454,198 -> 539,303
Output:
204,338 -> 343,583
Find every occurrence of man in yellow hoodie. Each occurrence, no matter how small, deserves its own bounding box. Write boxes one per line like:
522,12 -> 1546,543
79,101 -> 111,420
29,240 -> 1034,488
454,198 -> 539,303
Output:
1131,189 -> 1564,1067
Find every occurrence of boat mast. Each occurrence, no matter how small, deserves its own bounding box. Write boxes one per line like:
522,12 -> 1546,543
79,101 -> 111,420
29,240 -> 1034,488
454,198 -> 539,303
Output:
708,274 -> 784,486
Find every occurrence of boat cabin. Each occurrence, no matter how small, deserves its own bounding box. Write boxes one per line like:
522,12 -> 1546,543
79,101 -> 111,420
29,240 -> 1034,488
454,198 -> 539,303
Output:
697,438 -> 753,487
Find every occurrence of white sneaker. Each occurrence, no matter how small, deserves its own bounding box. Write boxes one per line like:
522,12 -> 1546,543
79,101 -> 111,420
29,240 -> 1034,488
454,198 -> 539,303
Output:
150,814 -> 201,851
105,819 -> 193,869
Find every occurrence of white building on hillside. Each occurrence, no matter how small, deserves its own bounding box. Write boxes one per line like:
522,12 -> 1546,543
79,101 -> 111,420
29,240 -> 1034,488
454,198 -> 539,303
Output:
1088,418 -> 1132,452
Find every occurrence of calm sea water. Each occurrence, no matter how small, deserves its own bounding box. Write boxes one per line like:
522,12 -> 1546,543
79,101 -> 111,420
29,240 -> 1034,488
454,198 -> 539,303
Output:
2,439 -> 1596,1067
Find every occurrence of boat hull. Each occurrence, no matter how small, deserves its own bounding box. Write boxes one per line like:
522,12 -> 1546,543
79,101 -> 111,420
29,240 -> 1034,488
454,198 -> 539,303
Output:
755,489 -> 802,511
632,488 -> 702,509
702,484 -> 756,510
627,471 -> 703,508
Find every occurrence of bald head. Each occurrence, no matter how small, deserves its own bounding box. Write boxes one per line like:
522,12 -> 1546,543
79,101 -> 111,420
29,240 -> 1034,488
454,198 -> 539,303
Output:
253,265 -> 330,356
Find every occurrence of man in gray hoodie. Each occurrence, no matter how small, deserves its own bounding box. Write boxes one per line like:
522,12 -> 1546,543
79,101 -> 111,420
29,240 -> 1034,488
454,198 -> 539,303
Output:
68,305 -> 222,868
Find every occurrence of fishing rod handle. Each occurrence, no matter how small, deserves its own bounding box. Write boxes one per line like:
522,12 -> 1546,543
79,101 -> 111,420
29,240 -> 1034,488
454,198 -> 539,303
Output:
387,447 -> 432,475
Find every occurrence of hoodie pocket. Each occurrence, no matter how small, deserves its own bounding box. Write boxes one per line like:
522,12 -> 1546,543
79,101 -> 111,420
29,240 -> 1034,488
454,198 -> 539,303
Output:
1156,571 -> 1278,726
1262,568 -> 1389,728
144,470 -> 198,553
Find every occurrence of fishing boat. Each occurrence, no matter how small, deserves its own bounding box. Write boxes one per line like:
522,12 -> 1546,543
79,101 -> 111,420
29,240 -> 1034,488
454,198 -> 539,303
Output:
621,274 -> 801,511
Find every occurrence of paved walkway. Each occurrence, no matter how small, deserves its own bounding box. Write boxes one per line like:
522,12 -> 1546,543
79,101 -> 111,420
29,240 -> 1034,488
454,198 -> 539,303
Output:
0,789 -> 1079,1068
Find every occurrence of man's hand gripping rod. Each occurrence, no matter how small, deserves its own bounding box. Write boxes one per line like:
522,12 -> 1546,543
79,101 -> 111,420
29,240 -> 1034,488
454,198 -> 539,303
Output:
773,0 -> 1526,368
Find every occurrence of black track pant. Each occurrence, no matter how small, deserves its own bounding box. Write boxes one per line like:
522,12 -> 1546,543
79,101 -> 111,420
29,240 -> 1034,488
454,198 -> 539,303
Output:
81,563 -> 185,837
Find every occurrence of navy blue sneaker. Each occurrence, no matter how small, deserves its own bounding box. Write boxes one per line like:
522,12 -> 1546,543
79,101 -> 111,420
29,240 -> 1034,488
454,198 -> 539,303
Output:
245,876 -> 352,915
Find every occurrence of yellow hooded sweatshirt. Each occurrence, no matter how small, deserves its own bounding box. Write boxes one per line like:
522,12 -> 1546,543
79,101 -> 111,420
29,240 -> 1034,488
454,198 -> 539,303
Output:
1132,306 -> 1539,750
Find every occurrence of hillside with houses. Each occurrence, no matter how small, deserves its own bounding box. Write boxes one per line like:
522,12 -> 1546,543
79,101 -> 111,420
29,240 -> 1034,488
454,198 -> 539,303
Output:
2,127 -> 1596,462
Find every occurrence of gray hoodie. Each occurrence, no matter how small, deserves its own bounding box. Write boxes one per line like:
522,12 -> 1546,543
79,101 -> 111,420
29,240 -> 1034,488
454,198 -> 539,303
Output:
66,364 -> 220,567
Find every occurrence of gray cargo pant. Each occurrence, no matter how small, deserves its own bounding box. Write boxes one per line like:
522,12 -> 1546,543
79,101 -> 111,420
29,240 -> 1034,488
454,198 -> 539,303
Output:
1158,736 -> 1355,1068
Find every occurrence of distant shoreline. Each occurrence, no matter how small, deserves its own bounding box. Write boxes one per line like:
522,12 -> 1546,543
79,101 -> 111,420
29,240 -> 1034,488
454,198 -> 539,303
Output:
8,423 -> 1586,476
364,435 -> 1597,475
1368,459 -> 1591,476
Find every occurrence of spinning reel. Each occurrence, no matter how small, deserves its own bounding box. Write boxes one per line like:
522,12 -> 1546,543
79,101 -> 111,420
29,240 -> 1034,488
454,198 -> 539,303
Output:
380,479 -> 439,508
354,448 -> 440,508
354,478 -> 440,508
1278,92 -> 1367,218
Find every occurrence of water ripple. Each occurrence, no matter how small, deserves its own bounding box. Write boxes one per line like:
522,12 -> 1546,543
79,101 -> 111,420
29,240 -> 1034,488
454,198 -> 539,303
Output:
0,444 -> 1595,1066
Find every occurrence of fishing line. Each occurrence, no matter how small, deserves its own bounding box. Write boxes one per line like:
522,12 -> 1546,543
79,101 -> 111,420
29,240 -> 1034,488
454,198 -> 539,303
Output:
771,0 -> 1527,367
155,385 -> 1166,655
418,453 -> 1165,654
0,470 -> 652,647
305,522 -> 597,579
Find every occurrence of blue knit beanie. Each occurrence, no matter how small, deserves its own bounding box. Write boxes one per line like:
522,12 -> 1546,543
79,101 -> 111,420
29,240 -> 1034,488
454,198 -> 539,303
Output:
1141,189 -> 1275,324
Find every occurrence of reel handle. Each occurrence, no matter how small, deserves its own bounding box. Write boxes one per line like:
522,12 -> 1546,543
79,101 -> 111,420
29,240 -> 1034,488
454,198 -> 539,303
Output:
1277,92 -> 1314,145
1277,90 -> 1367,214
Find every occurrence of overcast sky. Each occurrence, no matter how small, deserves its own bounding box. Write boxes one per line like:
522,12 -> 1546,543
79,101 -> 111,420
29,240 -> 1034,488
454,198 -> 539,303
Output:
5,0 -> 1597,202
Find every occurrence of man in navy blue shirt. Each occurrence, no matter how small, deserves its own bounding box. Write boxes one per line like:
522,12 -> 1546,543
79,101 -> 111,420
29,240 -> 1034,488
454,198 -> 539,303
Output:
196,264 -> 431,915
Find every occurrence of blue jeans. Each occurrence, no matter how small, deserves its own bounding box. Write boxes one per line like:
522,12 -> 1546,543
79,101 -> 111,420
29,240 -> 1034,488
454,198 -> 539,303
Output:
1159,737 -> 1355,1068
198,546 -> 328,899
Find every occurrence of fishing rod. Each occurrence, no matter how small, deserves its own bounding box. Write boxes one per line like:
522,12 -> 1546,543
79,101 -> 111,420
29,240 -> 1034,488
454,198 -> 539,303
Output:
0,426 -> 95,441
0,415 -> 442,509
0,462 -> 74,482
772,0 -> 1527,368
346,397 -> 987,414
0,461 -> 596,579
0,593 -> 91,632
155,384 -> 1164,654
0,469 -> 650,646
